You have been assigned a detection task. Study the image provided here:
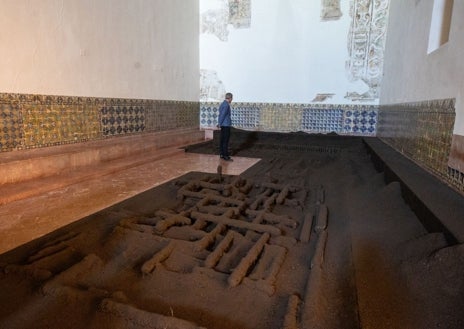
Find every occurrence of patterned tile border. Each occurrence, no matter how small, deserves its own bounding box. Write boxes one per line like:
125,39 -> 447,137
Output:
0,98 -> 23,151
101,104 -> 145,136
201,99 -> 464,194
448,167 -> 464,194
200,102 -> 379,136
378,98 -> 457,188
2,92 -> 462,194
0,93 -> 199,152
448,134 -> 464,194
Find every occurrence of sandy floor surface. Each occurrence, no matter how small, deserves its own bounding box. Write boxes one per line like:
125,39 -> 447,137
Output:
0,130 -> 463,329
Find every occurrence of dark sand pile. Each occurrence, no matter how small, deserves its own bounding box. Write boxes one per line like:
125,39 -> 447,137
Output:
0,129 -> 463,328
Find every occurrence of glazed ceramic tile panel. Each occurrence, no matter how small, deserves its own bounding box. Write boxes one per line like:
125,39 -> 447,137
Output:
0,93 -> 199,152
22,104 -> 96,147
145,101 -> 180,132
200,104 -> 219,127
200,102 -> 378,136
180,102 -> 201,129
0,98 -> 23,151
102,100 -> 199,136
449,134 -> 464,175
101,104 -> 145,136
343,105 -> 378,134
448,133 -> 464,193
231,104 -> 260,129
259,105 -> 302,132
378,99 -> 455,181
21,96 -> 100,148
302,107 -> 344,133
448,166 -> 464,194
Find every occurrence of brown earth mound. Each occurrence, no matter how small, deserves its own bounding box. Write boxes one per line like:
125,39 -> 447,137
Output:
1,130 -> 463,329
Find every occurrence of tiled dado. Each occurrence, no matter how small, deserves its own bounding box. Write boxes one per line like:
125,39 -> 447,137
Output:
0,93 -> 200,152
200,102 -> 379,135
377,98 -> 457,184
448,134 -> 464,194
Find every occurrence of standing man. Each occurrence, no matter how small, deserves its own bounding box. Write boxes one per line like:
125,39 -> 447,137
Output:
217,92 -> 233,161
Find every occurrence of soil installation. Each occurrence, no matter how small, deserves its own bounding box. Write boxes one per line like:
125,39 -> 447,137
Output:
0,130 -> 463,329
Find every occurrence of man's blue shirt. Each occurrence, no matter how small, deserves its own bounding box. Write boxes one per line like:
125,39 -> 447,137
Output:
218,100 -> 231,127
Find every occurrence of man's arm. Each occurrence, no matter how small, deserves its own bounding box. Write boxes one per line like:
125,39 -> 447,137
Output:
217,102 -> 226,127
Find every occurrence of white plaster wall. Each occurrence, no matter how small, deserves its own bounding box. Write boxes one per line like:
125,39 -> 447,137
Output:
0,0 -> 199,101
200,0 -> 371,104
380,0 -> 464,135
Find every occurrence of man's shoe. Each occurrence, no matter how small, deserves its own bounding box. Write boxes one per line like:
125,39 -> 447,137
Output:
224,156 -> 233,161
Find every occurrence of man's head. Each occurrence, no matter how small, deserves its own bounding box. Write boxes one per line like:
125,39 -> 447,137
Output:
225,92 -> 233,103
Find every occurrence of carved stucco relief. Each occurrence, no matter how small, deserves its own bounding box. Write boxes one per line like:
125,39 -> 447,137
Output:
321,0 -> 343,21
345,0 -> 390,101
201,0 -> 391,103
200,0 -> 252,101
200,70 -> 226,102
201,2 -> 230,42
201,0 -> 252,41
229,0 -> 251,28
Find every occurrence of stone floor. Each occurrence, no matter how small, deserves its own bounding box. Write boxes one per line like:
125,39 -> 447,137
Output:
0,149 -> 260,254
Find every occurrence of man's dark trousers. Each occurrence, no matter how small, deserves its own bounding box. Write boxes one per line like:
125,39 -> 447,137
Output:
219,126 -> 231,157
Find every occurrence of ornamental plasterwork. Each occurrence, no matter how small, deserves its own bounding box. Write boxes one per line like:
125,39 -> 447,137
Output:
201,0 -> 252,41
201,1 -> 230,41
229,0 -> 251,28
345,0 -> 390,101
321,0 -> 343,21
200,69 -> 226,102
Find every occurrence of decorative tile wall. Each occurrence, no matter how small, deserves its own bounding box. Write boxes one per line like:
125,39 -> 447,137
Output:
200,102 -> 378,136
101,99 -> 147,136
22,97 -> 100,147
449,134 -> 464,172
0,96 -> 23,151
378,98 -> 456,182
231,104 -> 260,129
448,167 -> 464,194
0,93 -> 199,152
146,101 -> 177,131
2,92 -> 462,194
302,107 -> 344,133
260,104 -> 302,132
343,105 -> 378,134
